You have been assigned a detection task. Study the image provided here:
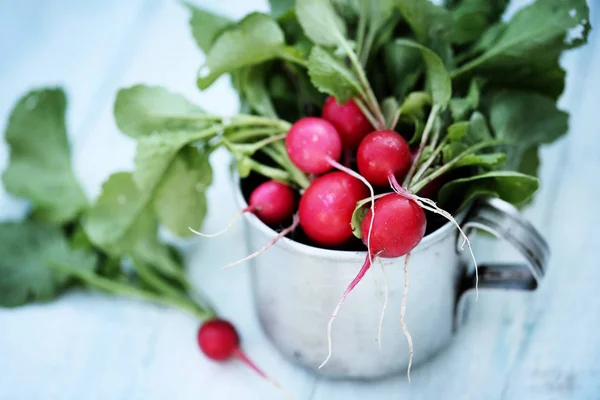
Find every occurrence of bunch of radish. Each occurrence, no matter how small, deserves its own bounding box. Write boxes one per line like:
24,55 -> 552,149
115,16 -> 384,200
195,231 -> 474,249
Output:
194,95 -> 476,380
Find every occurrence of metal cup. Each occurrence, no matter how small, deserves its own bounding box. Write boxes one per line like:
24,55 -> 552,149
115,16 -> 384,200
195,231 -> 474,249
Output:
234,182 -> 549,380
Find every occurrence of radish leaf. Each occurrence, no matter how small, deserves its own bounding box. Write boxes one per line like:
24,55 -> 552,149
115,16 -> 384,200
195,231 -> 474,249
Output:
154,150 -> 211,237
307,46 -> 363,103
83,172 -> 155,255
439,170 -> 539,209
488,89 -> 569,171
448,0 -> 509,44
186,3 -> 232,54
114,85 -> 207,138
0,221 -> 97,307
394,39 -> 451,107
452,0 -> 590,99
296,0 -> 347,47
2,88 -> 87,224
197,13 -> 287,89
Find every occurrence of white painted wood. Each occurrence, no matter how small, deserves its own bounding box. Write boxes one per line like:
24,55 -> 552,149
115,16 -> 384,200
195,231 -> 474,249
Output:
0,1 -> 598,399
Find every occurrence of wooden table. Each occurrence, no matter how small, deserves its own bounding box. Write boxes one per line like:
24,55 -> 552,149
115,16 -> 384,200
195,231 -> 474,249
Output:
1,1 -> 599,399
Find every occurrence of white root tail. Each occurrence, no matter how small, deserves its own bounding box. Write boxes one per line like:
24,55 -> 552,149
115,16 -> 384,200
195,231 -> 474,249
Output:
189,206 -> 253,238
377,258 -> 389,350
400,253 -> 414,383
221,215 -> 299,270
326,157 -> 376,266
388,175 -> 479,299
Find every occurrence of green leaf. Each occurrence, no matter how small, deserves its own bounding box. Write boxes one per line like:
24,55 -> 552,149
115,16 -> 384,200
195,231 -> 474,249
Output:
447,121 -> 469,142
133,128 -> 218,193
153,149 -> 211,236
452,0 -> 591,99
465,111 -> 492,145
383,41 -> 422,99
394,39 -> 451,107
296,0 -> 347,46
450,77 -> 483,121
449,0 -> 509,44
83,172 -> 155,255
186,4 -> 232,54
307,46 -> 363,103
269,0 -> 296,18
2,88 -> 87,224
114,85 -> 206,138
350,197 -> 374,239
442,142 -> 468,162
382,97 -> 400,128
396,0 -> 453,54
197,13 -> 286,89
237,66 -> 278,118
453,152 -> 507,168
131,224 -> 185,281
400,91 -> 432,119
517,146 -> 541,178
0,221 -> 97,307
488,90 -> 568,169
438,171 -> 539,209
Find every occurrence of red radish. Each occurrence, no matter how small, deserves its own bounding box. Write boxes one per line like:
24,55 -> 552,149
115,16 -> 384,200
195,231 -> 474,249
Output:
417,176 -> 444,199
322,96 -> 373,149
198,319 -> 291,395
198,319 -> 268,376
249,180 -> 296,226
299,172 -> 369,247
357,130 -> 412,186
285,117 -> 342,174
190,180 -> 295,237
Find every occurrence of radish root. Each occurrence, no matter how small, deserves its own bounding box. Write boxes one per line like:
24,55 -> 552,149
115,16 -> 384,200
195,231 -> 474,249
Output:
400,253 -> 413,383
221,215 -> 299,270
319,254 -> 373,369
234,348 -> 297,400
377,257 -> 389,350
388,175 -> 479,299
189,206 -> 254,238
326,156 -> 375,265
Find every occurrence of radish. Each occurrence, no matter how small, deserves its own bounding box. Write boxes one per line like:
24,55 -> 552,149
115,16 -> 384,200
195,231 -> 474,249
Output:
357,130 -> 412,186
190,180 -> 295,237
198,319 -> 270,378
298,172 -> 369,247
198,319 -> 290,396
285,117 -> 342,174
249,180 -> 296,226
320,194 -> 426,370
321,96 -> 373,149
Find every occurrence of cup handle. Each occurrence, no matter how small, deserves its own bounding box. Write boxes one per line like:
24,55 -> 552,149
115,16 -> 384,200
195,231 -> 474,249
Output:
454,198 -> 550,326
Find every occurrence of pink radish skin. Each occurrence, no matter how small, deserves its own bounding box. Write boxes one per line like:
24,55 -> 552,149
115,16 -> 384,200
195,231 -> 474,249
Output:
190,180 -> 295,238
360,194 -> 426,258
249,180 -> 296,226
299,171 -> 370,247
285,117 -> 342,174
322,96 -> 373,149
357,130 -> 412,186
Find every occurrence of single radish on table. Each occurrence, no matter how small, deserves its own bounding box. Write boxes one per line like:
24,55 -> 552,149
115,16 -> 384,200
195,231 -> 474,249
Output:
321,96 -> 373,149
298,171 -> 369,247
190,180 -> 296,237
198,319 -> 290,396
